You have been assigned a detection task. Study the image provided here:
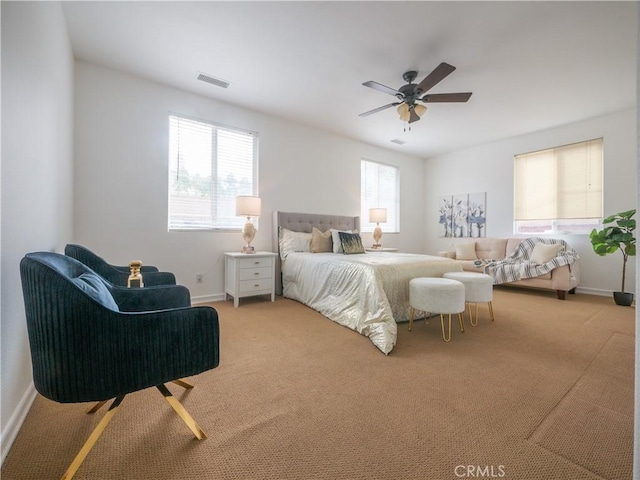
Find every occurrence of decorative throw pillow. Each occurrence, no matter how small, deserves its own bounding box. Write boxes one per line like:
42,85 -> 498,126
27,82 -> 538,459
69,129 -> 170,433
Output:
331,229 -> 353,254
339,231 -> 365,255
310,227 -> 332,253
279,227 -> 312,260
455,242 -> 477,260
530,242 -> 562,264
72,272 -> 119,311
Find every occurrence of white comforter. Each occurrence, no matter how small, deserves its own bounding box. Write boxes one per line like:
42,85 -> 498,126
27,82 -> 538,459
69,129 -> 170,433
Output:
282,252 -> 462,354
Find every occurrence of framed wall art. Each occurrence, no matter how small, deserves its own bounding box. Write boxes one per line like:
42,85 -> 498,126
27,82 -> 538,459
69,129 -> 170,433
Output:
439,192 -> 486,238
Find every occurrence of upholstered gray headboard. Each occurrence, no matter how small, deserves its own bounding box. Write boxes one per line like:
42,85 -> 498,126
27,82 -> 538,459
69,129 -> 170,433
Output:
272,211 -> 360,295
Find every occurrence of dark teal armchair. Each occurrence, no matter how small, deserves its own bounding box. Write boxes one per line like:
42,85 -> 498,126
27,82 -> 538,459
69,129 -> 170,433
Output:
20,252 -> 219,479
64,243 -> 177,286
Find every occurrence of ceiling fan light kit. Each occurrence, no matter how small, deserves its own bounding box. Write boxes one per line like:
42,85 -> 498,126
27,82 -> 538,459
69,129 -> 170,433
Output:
359,62 -> 472,128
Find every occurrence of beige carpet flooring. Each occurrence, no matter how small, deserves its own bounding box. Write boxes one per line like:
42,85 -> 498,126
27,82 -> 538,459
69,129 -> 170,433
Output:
1,287 -> 635,480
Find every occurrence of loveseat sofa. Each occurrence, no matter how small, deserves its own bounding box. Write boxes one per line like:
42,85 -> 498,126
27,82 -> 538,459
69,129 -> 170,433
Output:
437,237 -> 580,300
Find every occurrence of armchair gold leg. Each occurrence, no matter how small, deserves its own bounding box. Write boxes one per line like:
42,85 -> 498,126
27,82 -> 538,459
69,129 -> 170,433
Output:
86,400 -> 108,414
458,313 -> 465,333
489,301 -> 495,321
156,384 -> 207,440
62,396 -> 125,480
86,380 -> 193,414
172,379 -> 194,389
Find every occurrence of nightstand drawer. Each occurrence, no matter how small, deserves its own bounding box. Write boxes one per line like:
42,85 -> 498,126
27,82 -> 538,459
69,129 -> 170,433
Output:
239,278 -> 273,293
238,256 -> 274,269
239,267 -> 272,281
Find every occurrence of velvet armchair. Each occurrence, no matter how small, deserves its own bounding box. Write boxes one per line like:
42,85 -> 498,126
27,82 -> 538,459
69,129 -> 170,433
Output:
20,252 -> 220,480
64,243 -> 177,286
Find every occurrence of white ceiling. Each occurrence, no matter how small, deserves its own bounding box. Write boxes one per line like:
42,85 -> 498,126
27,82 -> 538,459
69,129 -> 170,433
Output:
61,1 -> 638,158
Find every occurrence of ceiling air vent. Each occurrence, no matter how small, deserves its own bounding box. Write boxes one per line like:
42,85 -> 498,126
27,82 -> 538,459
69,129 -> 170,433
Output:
197,72 -> 230,89
390,139 -> 406,145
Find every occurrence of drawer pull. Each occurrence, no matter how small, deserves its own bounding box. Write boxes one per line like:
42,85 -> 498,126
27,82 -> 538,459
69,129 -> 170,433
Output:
254,284 -> 260,287
254,272 -> 260,276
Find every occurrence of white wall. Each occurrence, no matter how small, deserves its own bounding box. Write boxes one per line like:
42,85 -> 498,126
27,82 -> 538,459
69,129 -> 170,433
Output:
1,1 -> 75,460
73,62 -> 426,301
423,108 -> 637,295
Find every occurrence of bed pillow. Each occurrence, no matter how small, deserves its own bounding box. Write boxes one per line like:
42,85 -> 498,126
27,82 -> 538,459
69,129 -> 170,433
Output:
455,242 -> 477,260
330,229 -> 353,254
530,242 -> 562,264
310,227 -> 332,253
279,227 -> 312,260
339,231 -> 365,255
72,272 -> 119,311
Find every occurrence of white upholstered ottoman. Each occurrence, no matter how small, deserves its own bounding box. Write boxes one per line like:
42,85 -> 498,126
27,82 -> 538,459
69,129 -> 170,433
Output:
443,271 -> 494,326
409,277 -> 465,342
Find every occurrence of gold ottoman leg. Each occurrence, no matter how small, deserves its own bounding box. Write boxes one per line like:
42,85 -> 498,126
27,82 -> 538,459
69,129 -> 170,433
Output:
440,313 -> 452,342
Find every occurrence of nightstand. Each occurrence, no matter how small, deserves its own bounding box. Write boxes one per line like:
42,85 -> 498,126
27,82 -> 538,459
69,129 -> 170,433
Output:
224,252 -> 278,307
365,247 -> 399,252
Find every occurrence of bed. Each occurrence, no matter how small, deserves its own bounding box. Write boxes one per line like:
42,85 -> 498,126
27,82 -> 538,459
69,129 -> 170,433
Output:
272,211 -> 463,354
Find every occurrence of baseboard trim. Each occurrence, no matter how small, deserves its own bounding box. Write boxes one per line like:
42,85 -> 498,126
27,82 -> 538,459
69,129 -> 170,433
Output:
1,383 -> 37,464
192,293 -> 226,305
575,287 -> 612,297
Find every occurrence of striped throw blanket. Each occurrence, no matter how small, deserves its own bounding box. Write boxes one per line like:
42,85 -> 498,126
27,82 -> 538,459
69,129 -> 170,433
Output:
484,237 -> 579,285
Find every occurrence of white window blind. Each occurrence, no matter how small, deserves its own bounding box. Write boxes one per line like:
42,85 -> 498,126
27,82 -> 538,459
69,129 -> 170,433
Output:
168,115 -> 258,230
514,138 -> 602,234
360,159 -> 399,233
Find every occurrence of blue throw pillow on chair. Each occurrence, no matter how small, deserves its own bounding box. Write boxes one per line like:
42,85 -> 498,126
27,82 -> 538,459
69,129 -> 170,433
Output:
72,272 -> 119,311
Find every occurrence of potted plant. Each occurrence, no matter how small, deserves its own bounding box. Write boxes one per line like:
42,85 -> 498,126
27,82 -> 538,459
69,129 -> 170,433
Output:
590,209 -> 636,306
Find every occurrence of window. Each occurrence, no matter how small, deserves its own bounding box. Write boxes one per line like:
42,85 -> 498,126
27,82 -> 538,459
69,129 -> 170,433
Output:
168,114 -> 258,230
360,159 -> 399,233
514,138 -> 603,234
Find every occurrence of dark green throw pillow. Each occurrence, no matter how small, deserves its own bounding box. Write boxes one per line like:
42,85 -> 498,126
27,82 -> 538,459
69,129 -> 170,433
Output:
72,272 -> 120,311
339,231 -> 365,255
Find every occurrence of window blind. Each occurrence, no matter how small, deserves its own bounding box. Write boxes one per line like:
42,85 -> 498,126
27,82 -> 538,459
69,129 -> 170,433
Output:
168,115 -> 258,230
514,138 -> 603,221
360,159 -> 400,232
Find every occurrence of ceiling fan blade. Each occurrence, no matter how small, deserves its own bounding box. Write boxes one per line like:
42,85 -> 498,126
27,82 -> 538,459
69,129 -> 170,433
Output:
416,62 -> 456,94
358,102 -> 400,117
408,108 -> 421,123
362,81 -> 400,97
421,92 -> 473,103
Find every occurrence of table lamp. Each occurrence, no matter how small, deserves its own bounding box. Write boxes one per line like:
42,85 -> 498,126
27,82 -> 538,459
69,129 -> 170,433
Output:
236,196 -> 261,254
369,208 -> 387,248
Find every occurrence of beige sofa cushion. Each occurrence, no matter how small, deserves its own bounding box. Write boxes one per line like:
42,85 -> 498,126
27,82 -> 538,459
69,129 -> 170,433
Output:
455,242 -> 477,260
457,260 -> 486,273
474,238 -> 508,260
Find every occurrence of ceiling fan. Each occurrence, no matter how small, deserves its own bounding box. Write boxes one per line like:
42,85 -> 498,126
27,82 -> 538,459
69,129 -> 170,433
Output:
359,62 -> 472,124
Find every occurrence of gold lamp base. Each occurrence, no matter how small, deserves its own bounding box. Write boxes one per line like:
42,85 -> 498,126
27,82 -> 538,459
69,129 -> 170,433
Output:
372,224 -> 383,248
241,218 -> 256,254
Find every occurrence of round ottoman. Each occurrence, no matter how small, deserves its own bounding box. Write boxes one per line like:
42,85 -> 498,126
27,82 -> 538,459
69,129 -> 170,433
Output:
409,277 -> 465,342
443,271 -> 494,326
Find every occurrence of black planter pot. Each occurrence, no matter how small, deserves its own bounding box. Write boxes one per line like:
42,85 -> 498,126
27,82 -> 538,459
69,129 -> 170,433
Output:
613,291 -> 634,306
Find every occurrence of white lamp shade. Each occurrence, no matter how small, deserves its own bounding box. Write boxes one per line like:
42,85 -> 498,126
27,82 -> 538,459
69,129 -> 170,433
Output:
369,208 -> 387,223
236,196 -> 261,217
